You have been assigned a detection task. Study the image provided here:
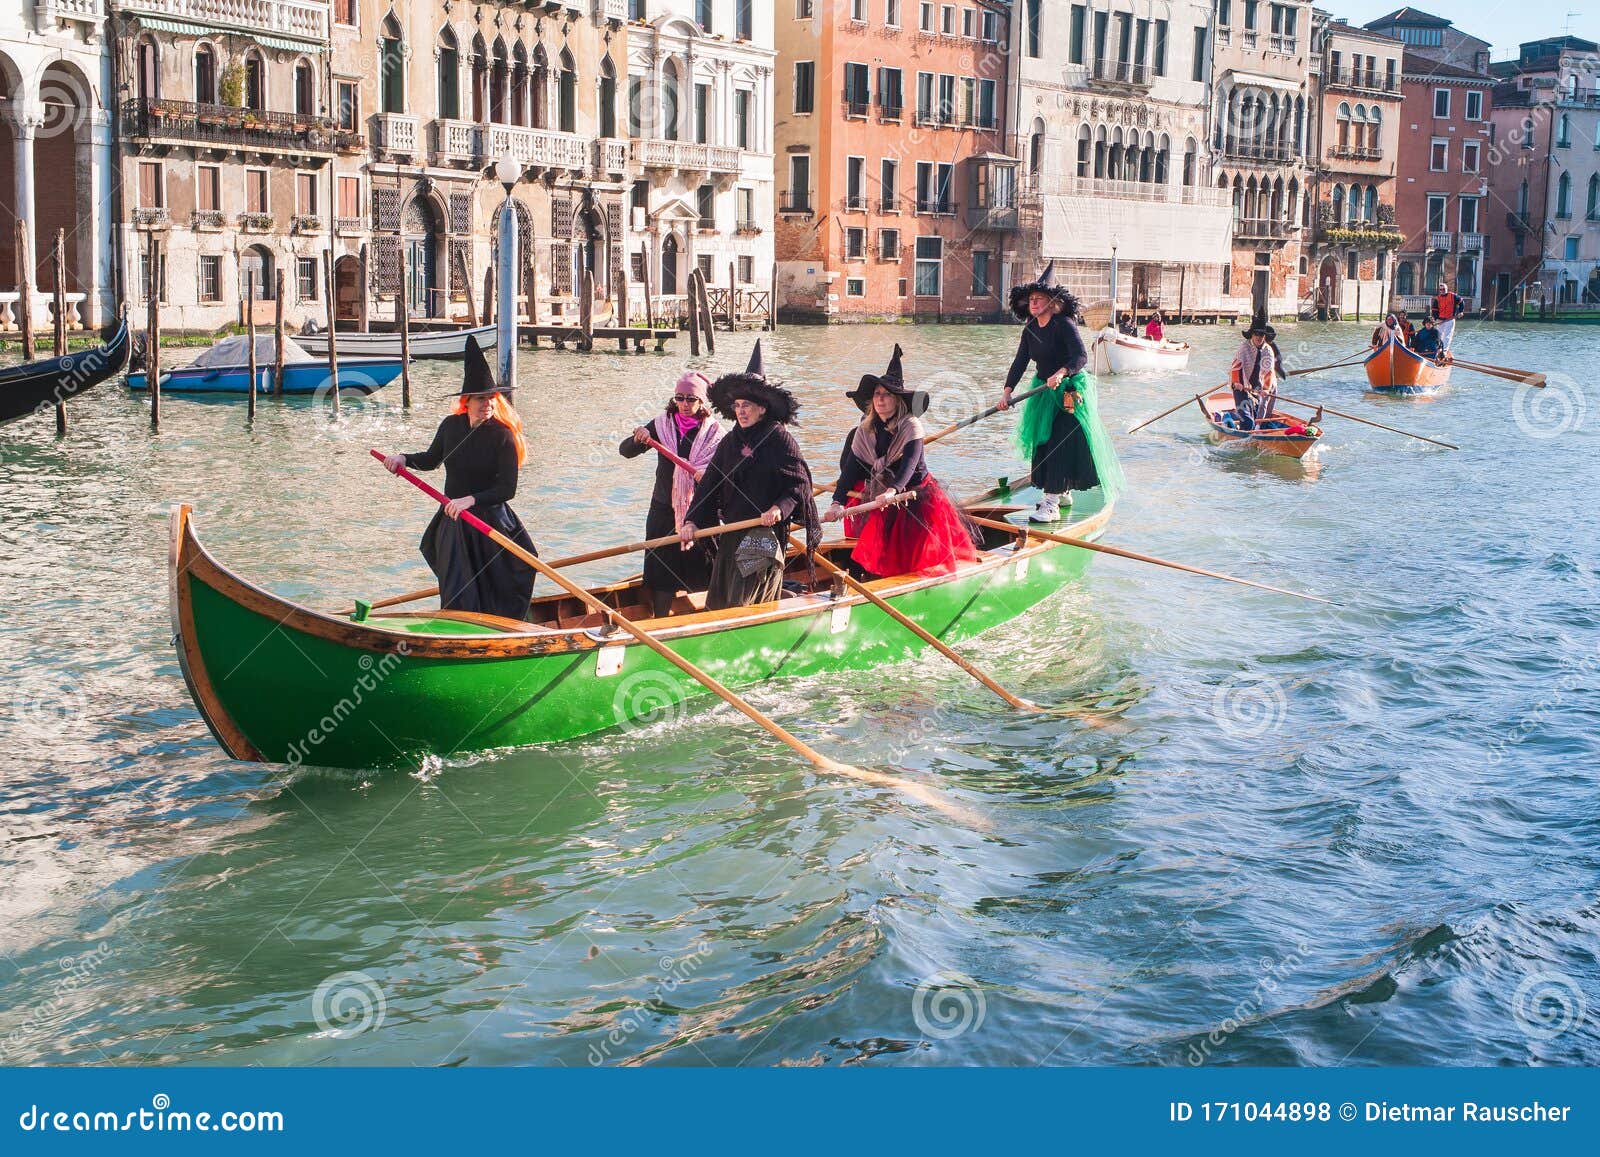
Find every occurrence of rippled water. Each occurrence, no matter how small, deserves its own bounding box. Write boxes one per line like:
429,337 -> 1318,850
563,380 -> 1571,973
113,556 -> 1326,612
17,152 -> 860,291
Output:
2,320 -> 1597,1066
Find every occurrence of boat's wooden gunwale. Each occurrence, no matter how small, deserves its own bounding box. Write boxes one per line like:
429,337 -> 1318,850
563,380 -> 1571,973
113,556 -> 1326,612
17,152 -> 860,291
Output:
172,503 -> 1113,664
1364,338 -> 1450,392
1196,392 -> 1320,458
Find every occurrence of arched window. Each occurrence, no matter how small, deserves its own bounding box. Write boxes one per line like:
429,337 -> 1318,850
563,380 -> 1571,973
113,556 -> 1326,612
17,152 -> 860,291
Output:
489,38 -> 508,123
1094,124 -> 1107,178
1558,171 -> 1572,217
1589,173 -> 1599,220
1071,125 -> 1085,178
1367,104 -> 1382,150
195,44 -> 217,104
1558,112 -> 1572,147
1364,185 -> 1377,222
437,28 -> 460,120
531,45 -> 548,129
1156,133 -> 1170,184
512,42 -> 529,126
136,37 -> 160,101
294,60 -> 314,116
1336,101 -> 1351,150
380,15 -> 405,114
244,49 -> 265,111
598,57 -> 617,138
558,49 -> 576,134
1182,137 -> 1197,186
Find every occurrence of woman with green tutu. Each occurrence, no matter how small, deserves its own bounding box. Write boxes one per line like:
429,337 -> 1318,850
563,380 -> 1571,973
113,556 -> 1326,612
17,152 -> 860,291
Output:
998,261 -> 1124,522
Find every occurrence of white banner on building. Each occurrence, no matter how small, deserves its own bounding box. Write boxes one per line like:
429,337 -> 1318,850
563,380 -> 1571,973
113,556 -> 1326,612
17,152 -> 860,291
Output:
1041,196 -> 1233,265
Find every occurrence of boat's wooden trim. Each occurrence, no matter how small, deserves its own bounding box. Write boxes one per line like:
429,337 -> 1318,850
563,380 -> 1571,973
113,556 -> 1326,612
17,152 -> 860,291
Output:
169,504 -> 264,761
171,502 -> 1113,662
1364,338 -> 1450,390
1197,391 -> 1320,457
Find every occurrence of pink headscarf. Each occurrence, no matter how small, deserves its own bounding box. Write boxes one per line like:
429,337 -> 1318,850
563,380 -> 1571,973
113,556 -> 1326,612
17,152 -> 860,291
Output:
656,371 -> 723,527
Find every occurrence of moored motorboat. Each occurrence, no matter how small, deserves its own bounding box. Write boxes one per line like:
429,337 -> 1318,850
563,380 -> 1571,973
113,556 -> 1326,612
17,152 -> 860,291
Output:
1364,338 -> 1450,395
168,498 -> 1111,769
1197,390 -> 1322,458
294,322 -> 498,360
126,335 -> 402,394
0,317 -> 131,428
1091,326 -> 1191,375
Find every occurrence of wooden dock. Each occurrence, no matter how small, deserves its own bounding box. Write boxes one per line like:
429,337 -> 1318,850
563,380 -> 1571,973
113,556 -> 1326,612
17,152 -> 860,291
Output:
517,324 -> 678,352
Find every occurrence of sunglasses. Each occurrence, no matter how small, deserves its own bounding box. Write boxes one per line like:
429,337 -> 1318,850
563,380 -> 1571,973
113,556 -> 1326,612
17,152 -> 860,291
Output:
672,394 -> 700,403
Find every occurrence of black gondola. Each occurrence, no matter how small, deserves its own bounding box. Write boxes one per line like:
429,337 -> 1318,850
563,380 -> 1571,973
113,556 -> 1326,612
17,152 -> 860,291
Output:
0,316 -> 131,429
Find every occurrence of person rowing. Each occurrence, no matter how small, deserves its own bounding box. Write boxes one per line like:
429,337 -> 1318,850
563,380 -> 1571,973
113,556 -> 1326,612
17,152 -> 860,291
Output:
1230,320 -> 1279,431
619,369 -> 725,618
380,335 -> 536,621
1411,315 -> 1444,361
822,344 -> 980,578
998,261 -> 1124,523
679,341 -> 820,610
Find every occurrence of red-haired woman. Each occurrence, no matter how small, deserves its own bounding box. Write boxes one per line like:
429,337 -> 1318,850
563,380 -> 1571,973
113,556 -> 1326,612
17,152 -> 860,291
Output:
381,335 -> 537,621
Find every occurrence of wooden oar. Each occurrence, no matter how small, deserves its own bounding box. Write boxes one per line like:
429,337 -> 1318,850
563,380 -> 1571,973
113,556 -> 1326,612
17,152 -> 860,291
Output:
373,449 -> 887,784
968,516 -> 1332,604
1273,393 -> 1459,450
1282,351 -> 1370,377
1127,387 -> 1220,434
793,531 -> 1112,727
643,434 -> 699,473
1450,358 -> 1547,387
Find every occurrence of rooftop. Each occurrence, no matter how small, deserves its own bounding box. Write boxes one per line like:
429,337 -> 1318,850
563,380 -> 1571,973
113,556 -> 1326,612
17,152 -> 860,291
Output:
1366,7 -> 1451,30
1403,49 -> 1491,81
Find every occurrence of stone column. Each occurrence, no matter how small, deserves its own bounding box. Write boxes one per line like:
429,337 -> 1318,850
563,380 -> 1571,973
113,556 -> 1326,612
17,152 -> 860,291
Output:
83,109 -> 113,327
13,105 -> 39,296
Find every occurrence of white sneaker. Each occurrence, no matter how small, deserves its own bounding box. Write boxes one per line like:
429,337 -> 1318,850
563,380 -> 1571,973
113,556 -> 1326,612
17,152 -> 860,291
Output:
1029,497 -> 1060,523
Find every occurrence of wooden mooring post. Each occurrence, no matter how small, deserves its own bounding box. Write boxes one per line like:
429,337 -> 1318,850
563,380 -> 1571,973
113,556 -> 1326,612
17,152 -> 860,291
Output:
15,221 -> 35,362
146,232 -> 161,432
686,269 -> 701,355
51,227 -> 67,435
324,256 -> 340,414
246,270 -> 258,422
272,269 -> 286,395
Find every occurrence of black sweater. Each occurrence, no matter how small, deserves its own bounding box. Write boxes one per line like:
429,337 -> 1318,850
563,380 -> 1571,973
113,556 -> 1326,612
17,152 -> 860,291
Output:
619,414 -> 709,508
403,413 -> 520,507
685,419 -> 814,529
831,421 -> 928,504
1003,314 -> 1089,392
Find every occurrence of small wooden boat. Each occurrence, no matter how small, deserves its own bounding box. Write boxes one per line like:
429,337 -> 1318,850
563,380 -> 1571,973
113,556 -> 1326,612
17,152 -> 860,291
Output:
0,318 -> 131,428
126,335 -> 401,394
169,499 -> 1111,769
293,322 -> 498,360
1364,338 -> 1450,395
1091,326 -> 1191,375
1197,390 -> 1322,458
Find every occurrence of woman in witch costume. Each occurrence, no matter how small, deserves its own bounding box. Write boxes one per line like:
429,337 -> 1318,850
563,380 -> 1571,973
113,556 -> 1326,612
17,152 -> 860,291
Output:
380,335 -> 537,621
823,344 -> 980,577
999,261 -> 1124,523
679,341 -> 820,611
619,369 -> 725,617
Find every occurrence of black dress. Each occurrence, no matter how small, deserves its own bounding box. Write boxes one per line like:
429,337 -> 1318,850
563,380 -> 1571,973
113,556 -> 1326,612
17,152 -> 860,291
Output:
1003,314 -> 1099,495
684,419 -> 818,610
618,414 -> 715,596
404,412 -> 537,621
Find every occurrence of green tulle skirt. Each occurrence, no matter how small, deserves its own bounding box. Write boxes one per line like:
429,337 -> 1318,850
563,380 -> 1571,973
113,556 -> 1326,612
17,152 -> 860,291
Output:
1011,371 -> 1125,502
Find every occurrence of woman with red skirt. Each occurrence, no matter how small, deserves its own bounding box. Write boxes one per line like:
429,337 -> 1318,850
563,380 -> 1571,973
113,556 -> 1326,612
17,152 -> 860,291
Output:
822,344 -> 981,578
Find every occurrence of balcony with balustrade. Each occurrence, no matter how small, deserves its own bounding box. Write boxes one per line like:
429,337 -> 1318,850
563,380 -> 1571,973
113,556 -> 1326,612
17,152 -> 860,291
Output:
119,0 -> 327,41
1222,141 -> 1297,165
1458,231 -> 1484,252
122,99 -> 357,157
1324,67 -> 1400,96
34,0 -> 104,27
1427,230 -> 1454,251
631,139 -> 741,175
1327,143 -> 1383,167
1089,58 -> 1153,92
1235,217 -> 1298,242
373,113 -> 419,158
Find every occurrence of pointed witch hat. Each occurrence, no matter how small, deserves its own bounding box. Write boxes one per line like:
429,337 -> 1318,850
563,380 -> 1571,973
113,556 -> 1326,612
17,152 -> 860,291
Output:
1009,259 -> 1080,322
845,342 -> 930,417
453,334 -> 510,396
708,338 -> 800,424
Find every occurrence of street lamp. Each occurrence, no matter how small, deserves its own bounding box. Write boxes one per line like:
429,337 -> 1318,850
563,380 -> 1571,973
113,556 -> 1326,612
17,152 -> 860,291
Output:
494,159 -> 520,389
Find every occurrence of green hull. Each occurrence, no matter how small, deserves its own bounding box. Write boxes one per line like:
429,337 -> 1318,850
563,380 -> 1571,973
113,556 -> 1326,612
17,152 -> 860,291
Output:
170,502 -> 1109,770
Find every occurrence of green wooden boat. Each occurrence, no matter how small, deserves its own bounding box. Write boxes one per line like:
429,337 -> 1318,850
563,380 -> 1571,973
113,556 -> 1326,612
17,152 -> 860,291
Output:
169,498 -> 1112,770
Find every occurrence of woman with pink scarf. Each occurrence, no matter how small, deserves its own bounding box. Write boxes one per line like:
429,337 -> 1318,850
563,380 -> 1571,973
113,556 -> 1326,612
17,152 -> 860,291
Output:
619,370 -> 725,617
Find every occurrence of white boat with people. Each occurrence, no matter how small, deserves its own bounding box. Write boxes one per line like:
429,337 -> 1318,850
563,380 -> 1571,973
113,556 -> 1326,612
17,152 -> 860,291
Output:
294,322 -> 500,360
1091,326 -> 1192,376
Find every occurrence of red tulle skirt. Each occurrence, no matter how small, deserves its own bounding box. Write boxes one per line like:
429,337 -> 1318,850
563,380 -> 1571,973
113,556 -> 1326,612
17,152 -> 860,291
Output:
846,477 -> 980,578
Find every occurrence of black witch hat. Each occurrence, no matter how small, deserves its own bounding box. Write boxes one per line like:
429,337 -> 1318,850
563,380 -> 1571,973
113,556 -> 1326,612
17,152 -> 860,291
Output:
454,334 -> 510,396
1008,260 -> 1080,322
845,343 -> 930,417
708,339 -> 801,425
1243,307 -> 1277,342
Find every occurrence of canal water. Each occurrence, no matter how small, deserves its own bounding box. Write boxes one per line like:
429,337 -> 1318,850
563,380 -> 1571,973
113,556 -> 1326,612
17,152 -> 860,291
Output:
2,320 -> 1596,1066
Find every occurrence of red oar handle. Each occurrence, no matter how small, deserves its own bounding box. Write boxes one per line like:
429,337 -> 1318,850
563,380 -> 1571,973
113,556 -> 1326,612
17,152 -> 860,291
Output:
370,448 -> 496,537
644,435 -> 698,474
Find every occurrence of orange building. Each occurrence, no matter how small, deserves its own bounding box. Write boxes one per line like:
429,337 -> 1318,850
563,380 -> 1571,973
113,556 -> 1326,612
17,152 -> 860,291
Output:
773,1 -> 1018,321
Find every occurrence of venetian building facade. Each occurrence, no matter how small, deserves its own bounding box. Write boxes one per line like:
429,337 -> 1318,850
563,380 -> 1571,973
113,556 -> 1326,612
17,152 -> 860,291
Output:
2,1 -> 118,329
1210,0 -> 1315,316
1304,17 -> 1402,320
624,0 -> 775,312
773,0 -> 1016,321
354,1 -> 631,328
1009,0 -> 1231,319
111,0 -> 354,331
